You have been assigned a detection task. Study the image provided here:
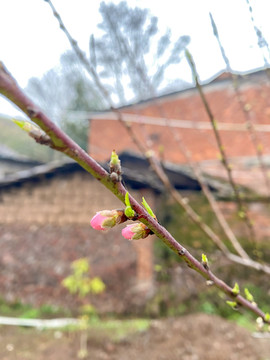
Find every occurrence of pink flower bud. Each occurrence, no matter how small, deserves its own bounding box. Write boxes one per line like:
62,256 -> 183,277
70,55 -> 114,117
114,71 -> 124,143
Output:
90,210 -> 126,231
121,223 -> 150,240
90,212 -> 107,230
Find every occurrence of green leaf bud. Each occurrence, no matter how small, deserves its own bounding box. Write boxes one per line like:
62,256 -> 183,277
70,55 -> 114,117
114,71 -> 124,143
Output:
232,282 -> 240,296
244,288 -> 254,303
226,301 -> 238,309
124,192 -> 135,218
142,197 -> 156,219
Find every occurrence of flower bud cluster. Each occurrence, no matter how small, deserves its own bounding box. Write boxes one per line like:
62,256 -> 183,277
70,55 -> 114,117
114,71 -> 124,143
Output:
90,209 -> 151,241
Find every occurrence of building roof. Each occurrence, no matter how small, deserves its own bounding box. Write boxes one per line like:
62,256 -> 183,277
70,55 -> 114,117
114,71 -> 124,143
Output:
75,67 -> 267,118
0,151 -> 228,195
0,144 -> 42,166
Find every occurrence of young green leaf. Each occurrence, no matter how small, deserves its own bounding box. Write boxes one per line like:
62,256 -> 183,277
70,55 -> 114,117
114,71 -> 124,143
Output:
264,312 -> 270,322
125,192 -> 131,207
12,119 -> 35,132
12,118 -> 52,145
201,253 -> 208,265
244,288 -> 254,303
124,192 -> 135,218
142,197 -> 156,219
110,150 -> 120,166
226,300 -> 238,309
232,282 -> 240,296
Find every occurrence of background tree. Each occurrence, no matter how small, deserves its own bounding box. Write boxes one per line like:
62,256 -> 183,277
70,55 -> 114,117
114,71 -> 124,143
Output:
92,1 -> 190,104
26,51 -> 105,151
25,1 -> 190,152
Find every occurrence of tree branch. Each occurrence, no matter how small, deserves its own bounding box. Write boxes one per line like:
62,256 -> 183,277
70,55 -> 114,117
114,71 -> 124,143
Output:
0,62 -> 269,324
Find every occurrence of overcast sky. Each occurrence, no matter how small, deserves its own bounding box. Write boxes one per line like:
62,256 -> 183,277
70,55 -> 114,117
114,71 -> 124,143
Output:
1,0 -> 270,117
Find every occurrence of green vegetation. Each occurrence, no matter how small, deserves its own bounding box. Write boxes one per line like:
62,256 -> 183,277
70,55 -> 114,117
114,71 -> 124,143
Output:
156,192 -> 270,262
153,193 -> 270,328
155,193 -> 221,265
61,258 -> 106,358
80,318 -> 150,341
0,297 -> 69,319
62,258 -> 105,299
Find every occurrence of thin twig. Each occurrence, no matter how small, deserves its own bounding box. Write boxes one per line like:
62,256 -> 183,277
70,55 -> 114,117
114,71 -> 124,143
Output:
245,0 -> 270,68
210,12 -> 270,197
186,50 -> 257,244
173,135 -> 250,259
44,0 -> 112,106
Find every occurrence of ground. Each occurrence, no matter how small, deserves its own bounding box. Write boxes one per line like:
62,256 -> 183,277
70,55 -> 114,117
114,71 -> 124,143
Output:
0,313 -> 269,360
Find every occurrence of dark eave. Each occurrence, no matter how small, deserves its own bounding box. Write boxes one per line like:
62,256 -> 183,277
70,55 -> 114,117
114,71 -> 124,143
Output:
0,151 -> 218,194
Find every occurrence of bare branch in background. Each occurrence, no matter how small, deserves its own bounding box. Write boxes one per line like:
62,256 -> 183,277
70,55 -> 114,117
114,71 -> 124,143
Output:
44,0 -> 112,106
95,1 -> 190,103
209,12 -> 270,198
245,0 -> 270,67
186,50 -> 257,246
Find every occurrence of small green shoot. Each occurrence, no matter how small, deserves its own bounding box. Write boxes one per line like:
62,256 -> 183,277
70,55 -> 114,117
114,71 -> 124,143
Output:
12,119 -> 36,132
201,253 -> 208,268
244,288 -> 254,303
142,197 -> 156,219
238,210 -> 246,219
154,264 -> 162,272
62,258 -> 105,298
226,301 -> 238,310
232,282 -> 240,296
124,192 -> 135,218
110,150 -> 120,166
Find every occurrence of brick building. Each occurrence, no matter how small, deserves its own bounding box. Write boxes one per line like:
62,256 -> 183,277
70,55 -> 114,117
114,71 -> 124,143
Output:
89,69 -> 270,195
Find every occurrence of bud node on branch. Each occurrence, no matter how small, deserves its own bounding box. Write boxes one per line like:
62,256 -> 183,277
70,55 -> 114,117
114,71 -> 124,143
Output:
178,248 -> 186,256
109,172 -> 120,182
31,133 -> 52,146
202,263 -> 209,270
109,150 -> 122,182
26,106 -> 39,118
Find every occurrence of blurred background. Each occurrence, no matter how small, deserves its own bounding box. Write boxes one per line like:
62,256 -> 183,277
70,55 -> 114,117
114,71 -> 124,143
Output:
1,1 -> 270,359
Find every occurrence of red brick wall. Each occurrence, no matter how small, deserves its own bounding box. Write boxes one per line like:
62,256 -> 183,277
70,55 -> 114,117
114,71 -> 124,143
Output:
89,76 -> 270,163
